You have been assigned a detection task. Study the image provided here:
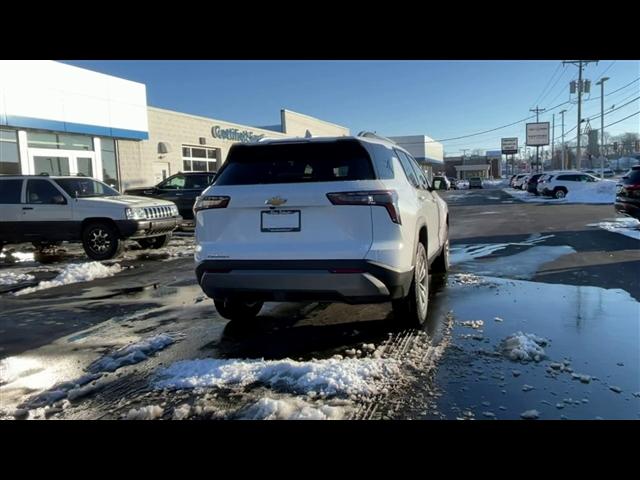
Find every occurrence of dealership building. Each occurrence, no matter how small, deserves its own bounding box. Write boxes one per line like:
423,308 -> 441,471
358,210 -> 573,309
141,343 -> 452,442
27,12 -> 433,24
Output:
1,61 -> 442,190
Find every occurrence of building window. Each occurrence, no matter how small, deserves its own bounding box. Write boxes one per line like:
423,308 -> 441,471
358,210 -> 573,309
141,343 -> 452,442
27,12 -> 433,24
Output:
27,131 -> 94,151
100,138 -> 120,191
0,129 -> 21,174
182,145 -> 219,172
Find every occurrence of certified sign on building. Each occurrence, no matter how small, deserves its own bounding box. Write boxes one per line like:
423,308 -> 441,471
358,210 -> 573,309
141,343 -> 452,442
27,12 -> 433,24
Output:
526,122 -> 550,146
501,137 -> 518,154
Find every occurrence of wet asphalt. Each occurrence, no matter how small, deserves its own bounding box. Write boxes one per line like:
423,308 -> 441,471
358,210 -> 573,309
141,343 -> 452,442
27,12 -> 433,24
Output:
0,187 -> 638,420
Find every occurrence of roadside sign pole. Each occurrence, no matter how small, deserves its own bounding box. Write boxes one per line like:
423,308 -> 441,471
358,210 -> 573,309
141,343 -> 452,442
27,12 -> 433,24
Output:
596,76 -> 610,179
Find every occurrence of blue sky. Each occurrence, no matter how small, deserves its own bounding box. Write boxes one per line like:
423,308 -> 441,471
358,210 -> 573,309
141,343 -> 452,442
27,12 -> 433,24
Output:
63,60 -> 639,156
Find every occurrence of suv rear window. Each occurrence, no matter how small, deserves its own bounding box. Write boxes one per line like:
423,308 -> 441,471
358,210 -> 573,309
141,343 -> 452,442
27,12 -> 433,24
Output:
624,170 -> 640,183
215,140 -> 375,185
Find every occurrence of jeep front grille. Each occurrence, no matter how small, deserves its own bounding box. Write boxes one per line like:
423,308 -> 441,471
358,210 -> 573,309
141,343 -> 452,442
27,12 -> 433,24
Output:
143,206 -> 173,219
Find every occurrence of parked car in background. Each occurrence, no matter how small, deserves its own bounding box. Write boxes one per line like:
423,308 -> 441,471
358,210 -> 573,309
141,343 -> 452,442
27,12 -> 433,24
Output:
125,172 -> 216,224
512,174 -> 528,189
194,133 -> 450,327
615,166 -> 640,220
432,175 -> 451,190
526,173 -> 545,195
468,177 -> 483,189
537,171 -> 599,199
510,174 -> 526,189
0,175 -> 181,260
583,168 -> 615,178
447,177 -> 459,189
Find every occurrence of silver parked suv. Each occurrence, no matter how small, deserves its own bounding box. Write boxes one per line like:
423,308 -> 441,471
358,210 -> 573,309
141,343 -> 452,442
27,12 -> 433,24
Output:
0,175 -> 182,260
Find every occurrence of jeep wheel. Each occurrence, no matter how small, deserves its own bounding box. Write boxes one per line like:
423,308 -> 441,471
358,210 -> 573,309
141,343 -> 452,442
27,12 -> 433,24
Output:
392,242 -> 429,328
82,222 -> 123,260
137,234 -> 171,250
554,188 -> 567,199
214,298 -> 264,321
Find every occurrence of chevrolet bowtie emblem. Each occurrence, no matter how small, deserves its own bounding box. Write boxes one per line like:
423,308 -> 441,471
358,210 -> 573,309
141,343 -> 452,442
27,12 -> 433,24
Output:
265,196 -> 287,206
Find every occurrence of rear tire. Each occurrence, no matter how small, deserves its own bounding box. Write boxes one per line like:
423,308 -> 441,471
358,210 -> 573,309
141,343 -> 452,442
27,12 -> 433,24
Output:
214,298 -> 264,321
392,242 -> 429,328
82,222 -> 123,260
137,234 -> 171,250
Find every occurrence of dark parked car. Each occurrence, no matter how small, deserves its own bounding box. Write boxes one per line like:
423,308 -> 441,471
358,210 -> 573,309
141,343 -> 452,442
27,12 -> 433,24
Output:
447,177 -> 459,189
125,172 -> 216,223
468,177 -> 483,189
432,176 -> 450,190
615,166 -> 640,220
526,173 -> 544,195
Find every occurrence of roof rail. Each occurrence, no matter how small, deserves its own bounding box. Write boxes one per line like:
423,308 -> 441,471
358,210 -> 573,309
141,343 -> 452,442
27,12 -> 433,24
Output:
356,131 -> 397,145
39,172 -> 49,176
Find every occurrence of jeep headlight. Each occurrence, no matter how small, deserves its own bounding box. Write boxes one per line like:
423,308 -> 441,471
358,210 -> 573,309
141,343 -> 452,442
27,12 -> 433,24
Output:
170,205 -> 179,216
125,207 -> 147,220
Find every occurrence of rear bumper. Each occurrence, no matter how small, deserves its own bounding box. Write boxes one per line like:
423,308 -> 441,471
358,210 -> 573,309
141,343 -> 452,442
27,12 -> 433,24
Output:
196,259 -> 414,304
116,217 -> 181,239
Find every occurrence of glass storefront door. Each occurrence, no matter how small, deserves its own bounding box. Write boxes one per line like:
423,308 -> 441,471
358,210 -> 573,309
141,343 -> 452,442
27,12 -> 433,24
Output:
28,149 -> 97,178
33,156 -> 71,176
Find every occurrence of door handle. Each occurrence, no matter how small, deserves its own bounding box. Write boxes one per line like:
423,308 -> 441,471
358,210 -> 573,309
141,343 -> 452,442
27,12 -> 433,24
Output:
22,207 -> 34,210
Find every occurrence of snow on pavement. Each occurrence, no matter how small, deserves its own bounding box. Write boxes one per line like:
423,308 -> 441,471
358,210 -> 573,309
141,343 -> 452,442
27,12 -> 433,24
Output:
0,272 -> 35,286
154,355 -> 401,397
239,397 -> 348,420
588,217 -> 640,241
13,262 -> 123,296
88,333 -> 178,373
500,332 -> 549,362
503,179 -> 617,204
125,405 -> 164,420
450,234 -> 554,265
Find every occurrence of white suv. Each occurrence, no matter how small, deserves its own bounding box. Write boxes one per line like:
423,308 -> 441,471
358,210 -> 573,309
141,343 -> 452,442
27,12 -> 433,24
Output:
194,133 -> 450,327
0,175 -> 181,260
537,171 -> 599,198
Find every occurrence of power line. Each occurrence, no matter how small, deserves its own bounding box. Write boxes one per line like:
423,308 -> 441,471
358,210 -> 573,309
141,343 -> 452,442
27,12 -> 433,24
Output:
584,77 -> 640,102
604,110 -> 640,129
533,62 -> 563,106
539,66 -> 571,107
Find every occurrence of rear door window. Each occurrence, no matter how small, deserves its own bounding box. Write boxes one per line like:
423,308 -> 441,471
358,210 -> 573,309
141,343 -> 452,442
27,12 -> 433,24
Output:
0,179 -> 23,204
395,150 -> 420,188
215,140 -> 375,185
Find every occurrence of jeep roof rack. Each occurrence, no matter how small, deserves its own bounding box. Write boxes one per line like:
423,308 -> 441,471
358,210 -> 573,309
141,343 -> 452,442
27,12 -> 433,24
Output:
357,131 -> 397,145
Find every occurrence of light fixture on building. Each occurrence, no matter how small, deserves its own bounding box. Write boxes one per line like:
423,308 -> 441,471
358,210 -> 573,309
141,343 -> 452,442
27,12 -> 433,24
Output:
158,142 -> 171,154
199,137 -> 207,145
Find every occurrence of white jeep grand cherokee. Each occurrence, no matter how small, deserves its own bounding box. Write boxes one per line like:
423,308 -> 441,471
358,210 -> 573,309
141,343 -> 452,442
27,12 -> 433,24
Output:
194,133 -> 449,327
0,175 -> 181,260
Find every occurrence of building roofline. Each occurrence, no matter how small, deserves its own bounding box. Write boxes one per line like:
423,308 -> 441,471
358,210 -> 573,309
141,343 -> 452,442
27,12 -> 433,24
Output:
280,108 -> 349,131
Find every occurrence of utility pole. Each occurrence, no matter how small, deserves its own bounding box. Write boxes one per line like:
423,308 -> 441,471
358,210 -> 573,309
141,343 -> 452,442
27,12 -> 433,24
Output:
529,106 -> 546,172
551,113 -> 555,168
559,109 -> 567,170
563,60 -> 598,170
595,76 -> 610,179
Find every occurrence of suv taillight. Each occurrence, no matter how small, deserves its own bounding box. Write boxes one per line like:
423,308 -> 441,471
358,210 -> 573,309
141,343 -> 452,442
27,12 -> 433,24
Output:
625,184 -> 640,190
326,190 -> 401,224
193,195 -> 230,213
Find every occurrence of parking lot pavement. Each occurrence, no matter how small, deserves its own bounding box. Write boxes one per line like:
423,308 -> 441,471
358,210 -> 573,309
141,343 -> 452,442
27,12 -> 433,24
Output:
1,189 -> 638,420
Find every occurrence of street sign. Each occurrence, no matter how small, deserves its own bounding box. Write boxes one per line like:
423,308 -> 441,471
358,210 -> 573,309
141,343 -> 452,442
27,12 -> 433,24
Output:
526,122 -> 550,146
501,137 -> 518,154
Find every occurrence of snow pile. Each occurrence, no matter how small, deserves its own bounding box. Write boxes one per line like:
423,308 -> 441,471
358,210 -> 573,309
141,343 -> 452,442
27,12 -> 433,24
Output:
125,405 -> 164,420
588,218 -> 640,241
483,179 -> 510,188
88,333 -> 176,373
172,404 -> 191,420
504,179 -> 617,204
240,397 -> 347,420
22,373 -> 103,409
0,272 -> 35,286
14,262 -> 122,295
500,332 -> 549,362
450,234 -> 555,265
154,356 -> 400,397
566,179 -> 617,203
0,251 -> 35,263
